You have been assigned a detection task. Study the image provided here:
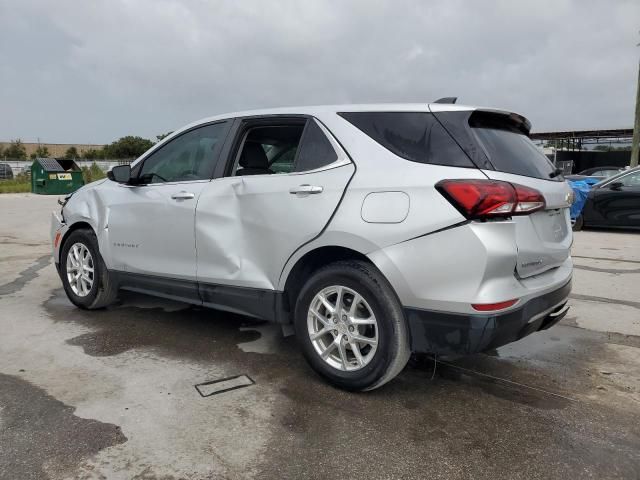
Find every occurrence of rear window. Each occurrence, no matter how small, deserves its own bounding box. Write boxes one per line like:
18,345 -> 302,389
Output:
469,112 -> 558,180
338,112 -> 474,168
294,120 -> 338,172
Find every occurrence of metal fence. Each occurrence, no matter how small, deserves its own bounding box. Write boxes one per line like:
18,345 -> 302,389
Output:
0,159 -> 133,176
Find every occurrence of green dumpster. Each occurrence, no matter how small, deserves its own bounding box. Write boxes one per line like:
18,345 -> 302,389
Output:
31,159 -> 84,195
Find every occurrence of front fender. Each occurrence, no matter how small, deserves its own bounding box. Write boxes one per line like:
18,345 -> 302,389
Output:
55,181 -> 111,265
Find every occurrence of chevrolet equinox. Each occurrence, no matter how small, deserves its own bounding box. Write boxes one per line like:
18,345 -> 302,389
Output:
51,102 -> 573,390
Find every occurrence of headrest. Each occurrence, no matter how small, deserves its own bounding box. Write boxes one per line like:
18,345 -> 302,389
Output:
239,142 -> 268,168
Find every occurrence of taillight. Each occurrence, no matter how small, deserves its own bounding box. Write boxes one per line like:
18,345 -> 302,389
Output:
436,179 -> 545,219
513,184 -> 545,213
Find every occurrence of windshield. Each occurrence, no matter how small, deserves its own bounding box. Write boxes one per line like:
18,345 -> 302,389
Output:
594,167 -> 639,187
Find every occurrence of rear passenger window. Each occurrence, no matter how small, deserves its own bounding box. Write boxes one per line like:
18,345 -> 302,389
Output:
231,119 -> 339,177
339,112 -> 474,168
294,120 -> 338,172
235,125 -> 304,176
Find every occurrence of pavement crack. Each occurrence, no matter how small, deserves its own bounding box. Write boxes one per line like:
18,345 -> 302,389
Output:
573,264 -> 640,275
0,239 -> 48,247
570,293 -> 640,311
572,255 -> 640,265
0,254 -> 51,296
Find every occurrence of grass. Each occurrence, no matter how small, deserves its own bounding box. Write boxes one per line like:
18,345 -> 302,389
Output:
0,174 -> 30,194
81,162 -> 107,183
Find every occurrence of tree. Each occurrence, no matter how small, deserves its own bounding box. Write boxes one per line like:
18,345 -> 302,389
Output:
81,162 -> 106,183
30,145 -> 50,159
4,139 -> 27,159
64,146 -> 79,159
83,148 -> 106,160
593,145 -> 631,152
156,131 -> 173,142
105,136 -> 154,158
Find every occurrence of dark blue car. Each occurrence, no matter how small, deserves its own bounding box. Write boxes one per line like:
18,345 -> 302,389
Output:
573,166 -> 640,231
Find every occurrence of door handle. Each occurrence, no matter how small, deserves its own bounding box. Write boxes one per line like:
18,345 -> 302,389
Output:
171,191 -> 195,200
289,184 -> 323,195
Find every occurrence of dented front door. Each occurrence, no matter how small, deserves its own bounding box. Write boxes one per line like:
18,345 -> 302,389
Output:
195,164 -> 354,290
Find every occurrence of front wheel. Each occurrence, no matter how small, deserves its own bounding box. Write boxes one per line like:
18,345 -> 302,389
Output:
572,214 -> 584,231
294,260 -> 410,391
60,228 -> 118,309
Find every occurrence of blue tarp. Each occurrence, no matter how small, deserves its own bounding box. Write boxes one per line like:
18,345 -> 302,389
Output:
567,179 -> 597,219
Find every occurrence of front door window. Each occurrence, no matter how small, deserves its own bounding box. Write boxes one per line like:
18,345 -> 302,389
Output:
139,122 -> 229,184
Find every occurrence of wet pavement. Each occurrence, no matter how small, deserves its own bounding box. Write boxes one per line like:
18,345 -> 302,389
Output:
1,193 -> 639,479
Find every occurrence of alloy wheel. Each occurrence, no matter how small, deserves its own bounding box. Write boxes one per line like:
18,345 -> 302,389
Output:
307,285 -> 379,371
66,242 -> 94,297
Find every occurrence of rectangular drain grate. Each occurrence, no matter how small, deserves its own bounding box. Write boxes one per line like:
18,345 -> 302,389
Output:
195,375 -> 254,397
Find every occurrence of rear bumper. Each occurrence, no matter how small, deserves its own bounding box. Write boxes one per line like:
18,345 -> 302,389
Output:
404,278 -> 571,354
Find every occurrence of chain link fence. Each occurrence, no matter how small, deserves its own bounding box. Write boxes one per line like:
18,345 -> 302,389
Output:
0,159 -> 133,176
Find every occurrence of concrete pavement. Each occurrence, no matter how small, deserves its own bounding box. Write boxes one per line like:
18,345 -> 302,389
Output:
0,193 -> 638,479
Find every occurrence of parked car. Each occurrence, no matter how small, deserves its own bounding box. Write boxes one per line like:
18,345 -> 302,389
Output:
0,163 -> 14,180
565,166 -> 623,182
51,103 -> 574,390
573,166 -> 640,231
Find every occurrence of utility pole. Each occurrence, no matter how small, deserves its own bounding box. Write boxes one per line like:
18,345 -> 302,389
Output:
632,34 -> 640,167
632,60 -> 640,167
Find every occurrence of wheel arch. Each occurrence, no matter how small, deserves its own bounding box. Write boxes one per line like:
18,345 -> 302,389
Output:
59,221 -> 96,253
280,244 -> 377,323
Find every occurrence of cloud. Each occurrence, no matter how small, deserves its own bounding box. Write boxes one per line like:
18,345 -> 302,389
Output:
0,0 -> 638,143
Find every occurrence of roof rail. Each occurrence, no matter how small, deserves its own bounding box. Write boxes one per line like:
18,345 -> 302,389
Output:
433,97 -> 457,104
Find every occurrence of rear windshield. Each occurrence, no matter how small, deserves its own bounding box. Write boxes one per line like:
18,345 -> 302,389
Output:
431,110 -> 560,181
338,112 -> 474,168
340,110 -> 559,180
468,112 -> 559,180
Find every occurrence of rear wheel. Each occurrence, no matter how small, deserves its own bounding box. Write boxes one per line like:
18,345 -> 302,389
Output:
294,260 -> 410,391
60,229 -> 118,309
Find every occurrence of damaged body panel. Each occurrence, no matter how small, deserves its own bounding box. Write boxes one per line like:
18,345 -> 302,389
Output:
195,163 -> 355,290
104,180 -> 210,279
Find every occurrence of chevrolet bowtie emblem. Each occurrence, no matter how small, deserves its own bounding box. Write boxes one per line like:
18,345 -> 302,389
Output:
566,191 -> 575,205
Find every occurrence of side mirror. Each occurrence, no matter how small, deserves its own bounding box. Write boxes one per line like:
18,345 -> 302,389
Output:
608,181 -> 623,191
108,165 -> 132,184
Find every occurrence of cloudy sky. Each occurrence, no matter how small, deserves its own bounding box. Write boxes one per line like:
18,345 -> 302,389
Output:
1,0 -> 638,144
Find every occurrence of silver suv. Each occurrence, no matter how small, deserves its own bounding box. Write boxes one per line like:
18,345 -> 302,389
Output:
51,103 -> 573,390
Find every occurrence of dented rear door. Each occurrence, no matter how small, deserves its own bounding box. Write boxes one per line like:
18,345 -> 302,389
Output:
195,164 -> 354,290
195,117 -> 354,292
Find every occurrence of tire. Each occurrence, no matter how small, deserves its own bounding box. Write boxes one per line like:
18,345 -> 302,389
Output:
60,228 -> 118,310
572,214 -> 584,232
294,260 -> 410,391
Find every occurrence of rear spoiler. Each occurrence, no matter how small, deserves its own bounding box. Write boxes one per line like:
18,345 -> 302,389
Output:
433,97 -> 458,104
469,109 -> 532,135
